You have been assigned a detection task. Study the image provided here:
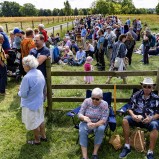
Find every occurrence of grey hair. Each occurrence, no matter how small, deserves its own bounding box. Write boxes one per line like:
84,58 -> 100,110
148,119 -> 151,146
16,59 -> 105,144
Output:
0,26 -> 4,32
22,55 -> 39,69
92,88 -> 103,98
0,34 -> 4,39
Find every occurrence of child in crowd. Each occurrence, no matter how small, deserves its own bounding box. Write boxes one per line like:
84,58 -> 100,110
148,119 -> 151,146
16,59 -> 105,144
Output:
84,56 -> 94,84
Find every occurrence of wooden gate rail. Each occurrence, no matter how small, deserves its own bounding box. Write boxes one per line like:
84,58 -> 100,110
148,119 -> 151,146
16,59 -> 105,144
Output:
46,59 -> 159,112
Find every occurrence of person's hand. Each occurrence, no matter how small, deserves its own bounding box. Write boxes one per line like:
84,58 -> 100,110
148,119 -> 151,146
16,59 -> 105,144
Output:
142,114 -> 152,124
83,116 -> 91,123
87,122 -> 96,129
132,114 -> 143,122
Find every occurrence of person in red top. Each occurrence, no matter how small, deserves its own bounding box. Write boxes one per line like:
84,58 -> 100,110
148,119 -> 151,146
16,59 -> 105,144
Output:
83,56 -> 94,84
38,24 -> 48,43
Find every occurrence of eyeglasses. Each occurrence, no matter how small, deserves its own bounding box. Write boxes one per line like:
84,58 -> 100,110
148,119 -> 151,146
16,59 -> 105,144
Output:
91,97 -> 100,101
143,85 -> 152,89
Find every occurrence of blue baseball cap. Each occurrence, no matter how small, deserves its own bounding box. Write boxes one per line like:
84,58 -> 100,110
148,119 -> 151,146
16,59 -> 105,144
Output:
13,28 -> 21,34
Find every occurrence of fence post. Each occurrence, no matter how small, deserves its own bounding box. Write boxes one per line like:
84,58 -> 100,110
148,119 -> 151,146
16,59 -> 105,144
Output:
32,21 -> 34,28
62,17 -> 63,22
46,59 -> 52,112
53,27 -> 54,35
67,22 -> 68,31
65,16 -> 66,21
41,19 -> 43,24
156,68 -> 159,95
58,17 -> 59,23
5,24 -> 8,33
60,25 -> 62,34
53,18 -> 54,23
72,21 -> 74,27
20,22 -> 23,29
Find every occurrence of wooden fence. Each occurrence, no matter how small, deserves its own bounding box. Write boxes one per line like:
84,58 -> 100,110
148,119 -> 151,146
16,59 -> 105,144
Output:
2,16 -> 82,33
46,59 -> 159,112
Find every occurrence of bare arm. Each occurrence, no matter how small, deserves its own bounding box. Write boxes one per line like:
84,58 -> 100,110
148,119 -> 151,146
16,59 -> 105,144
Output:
37,55 -> 47,65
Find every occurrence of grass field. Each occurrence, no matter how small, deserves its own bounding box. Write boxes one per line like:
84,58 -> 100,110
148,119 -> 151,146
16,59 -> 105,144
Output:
1,14 -> 159,159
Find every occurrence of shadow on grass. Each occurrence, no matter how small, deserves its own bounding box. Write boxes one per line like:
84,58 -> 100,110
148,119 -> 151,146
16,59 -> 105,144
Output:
18,121 -> 53,159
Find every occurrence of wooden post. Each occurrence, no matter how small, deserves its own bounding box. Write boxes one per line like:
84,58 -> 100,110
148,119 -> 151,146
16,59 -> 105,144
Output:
46,59 -> 52,112
20,22 -> 23,29
41,19 -> 43,24
62,17 -> 63,22
67,22 -> 68,31
113,84 -> 117,115
53,18 -> 54,23
60,25 -> 62,34
5,24 -> 8,33
32,21 -> 34,28
65,17 -> 66,21
48,19 -> 49,24
53,27 -> 54,35
156,68 -> 159,95
58,17 -> 59,23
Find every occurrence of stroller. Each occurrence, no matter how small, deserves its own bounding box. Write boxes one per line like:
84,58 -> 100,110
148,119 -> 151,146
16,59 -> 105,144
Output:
7,49 -> 21,81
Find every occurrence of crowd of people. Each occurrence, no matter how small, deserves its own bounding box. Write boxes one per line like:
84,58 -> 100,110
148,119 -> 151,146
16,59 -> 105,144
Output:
0,15 -> 159,159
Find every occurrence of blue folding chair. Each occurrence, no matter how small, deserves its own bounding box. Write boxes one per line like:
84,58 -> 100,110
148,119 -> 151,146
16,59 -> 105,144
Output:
66,90 -> 116,144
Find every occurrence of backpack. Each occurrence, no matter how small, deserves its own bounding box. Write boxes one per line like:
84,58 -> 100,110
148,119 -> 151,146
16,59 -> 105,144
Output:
150,35 -> 156,47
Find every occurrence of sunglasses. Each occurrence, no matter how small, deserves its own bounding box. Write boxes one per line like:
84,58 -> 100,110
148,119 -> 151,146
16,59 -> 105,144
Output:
91,97 -> 100,101
143,85 -> 152,89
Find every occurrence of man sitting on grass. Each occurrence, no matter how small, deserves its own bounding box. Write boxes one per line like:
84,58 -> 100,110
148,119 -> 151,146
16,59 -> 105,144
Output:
119,77 -> 159,159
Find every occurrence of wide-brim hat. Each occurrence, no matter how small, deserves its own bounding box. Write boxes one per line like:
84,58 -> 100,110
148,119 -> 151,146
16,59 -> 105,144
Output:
140,77 -> 156,85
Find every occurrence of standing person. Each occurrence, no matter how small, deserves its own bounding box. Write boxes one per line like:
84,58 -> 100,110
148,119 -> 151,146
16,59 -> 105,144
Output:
119,77 -> 159,159
84,56 -> 94,84
0,26 -> 11,54
125,33 -> 136,65
136,18 -> 142,41
105,26 -> 116,63
18,55 -> 47,145
78,88 -> 109,159
38,24 -> 48,44
81,25 -> 87,47
13,27 -> 22,52
0,34 -> 7,96
20,28 -> 35,76
29,34 -> 50,78
106,34 -> 127,84
97,29 -> 105,71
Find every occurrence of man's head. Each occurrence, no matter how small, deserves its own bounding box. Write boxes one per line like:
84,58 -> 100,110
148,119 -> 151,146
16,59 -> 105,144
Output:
140,77 -> 156,95
0,34 -> 4,44
38,24 -> 44,31
34,34 -> 44,49
25,28 -> 34,38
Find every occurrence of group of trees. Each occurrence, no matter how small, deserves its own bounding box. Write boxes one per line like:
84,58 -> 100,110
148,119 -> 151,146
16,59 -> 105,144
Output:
0,0 -> 159,17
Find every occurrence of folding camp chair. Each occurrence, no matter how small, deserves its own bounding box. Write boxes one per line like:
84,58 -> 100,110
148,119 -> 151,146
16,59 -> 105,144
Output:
66,90 -> 116,144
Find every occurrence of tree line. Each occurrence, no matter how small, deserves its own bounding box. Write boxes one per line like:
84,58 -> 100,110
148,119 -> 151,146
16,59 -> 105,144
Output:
0,0 -> 159,17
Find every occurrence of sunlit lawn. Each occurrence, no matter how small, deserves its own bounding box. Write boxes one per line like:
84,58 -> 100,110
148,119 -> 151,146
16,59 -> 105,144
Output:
1,14 -> 159,159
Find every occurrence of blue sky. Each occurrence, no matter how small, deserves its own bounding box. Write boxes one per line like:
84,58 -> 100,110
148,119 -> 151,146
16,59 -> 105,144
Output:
5,0 -> 159,9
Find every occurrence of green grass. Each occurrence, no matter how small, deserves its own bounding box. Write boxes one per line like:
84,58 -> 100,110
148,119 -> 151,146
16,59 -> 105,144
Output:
1,14 -> 159,159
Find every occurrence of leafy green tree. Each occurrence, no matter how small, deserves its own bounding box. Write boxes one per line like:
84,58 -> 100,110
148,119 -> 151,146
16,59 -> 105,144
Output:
38,8 -> 44,16
19,3 -> 37,16
74,7 -> 78,15
59,9 -> 65,16
64,0 -> 71,15
156,3 -> 159,14
43,9 -> 52,16
52,8 -> 59,16
1,1 -> 21,17
121,0 -> 135,14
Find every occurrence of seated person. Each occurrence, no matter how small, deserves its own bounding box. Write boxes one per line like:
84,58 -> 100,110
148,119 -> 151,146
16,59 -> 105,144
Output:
78,88 -> 109,159
85,40 -> 94,58
70,40 -> 79,55
119,77 -> 159,159
148,41 -> 159,56
74,46 -> 86,66
61,46 -> 72,64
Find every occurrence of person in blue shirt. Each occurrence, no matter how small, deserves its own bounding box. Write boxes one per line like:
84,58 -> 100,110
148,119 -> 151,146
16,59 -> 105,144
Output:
75,46 -> 86,66
0,26 -> 11,54
29,34 -> 50,78
81,25 -> 87,47
18,55 -> 47,145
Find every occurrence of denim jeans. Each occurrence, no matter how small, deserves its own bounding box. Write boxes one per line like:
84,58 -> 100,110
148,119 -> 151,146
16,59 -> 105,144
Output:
0,64 -> 7,93
79,122 -> 106,147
